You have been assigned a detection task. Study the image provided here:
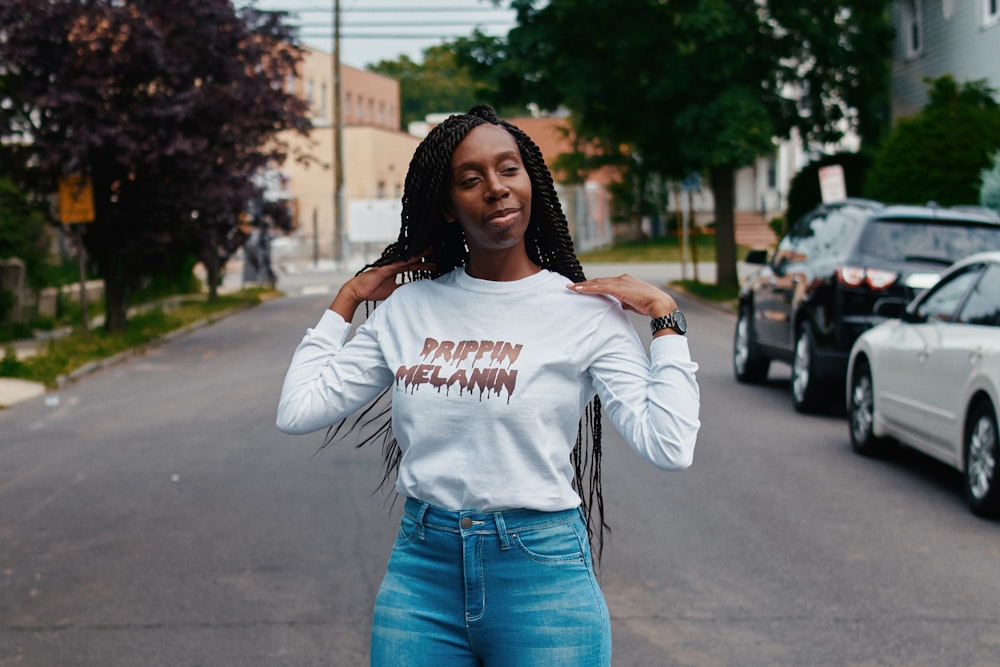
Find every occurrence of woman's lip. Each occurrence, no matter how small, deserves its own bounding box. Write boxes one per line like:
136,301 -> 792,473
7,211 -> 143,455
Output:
484,208 -> 519,224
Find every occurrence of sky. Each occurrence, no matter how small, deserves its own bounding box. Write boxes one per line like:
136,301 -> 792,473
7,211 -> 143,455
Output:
245,0 -> 520,69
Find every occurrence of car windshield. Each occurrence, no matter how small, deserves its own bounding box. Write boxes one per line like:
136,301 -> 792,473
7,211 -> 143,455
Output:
858,220 -> 1000,265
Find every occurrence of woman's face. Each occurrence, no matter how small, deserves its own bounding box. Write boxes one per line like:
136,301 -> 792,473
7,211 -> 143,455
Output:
445,123 -> 533,257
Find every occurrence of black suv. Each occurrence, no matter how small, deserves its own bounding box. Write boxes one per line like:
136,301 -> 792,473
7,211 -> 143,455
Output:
733,198 -> 1000,412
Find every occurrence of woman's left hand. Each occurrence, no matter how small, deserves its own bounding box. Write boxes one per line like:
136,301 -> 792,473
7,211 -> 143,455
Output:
568,274 -> 678,318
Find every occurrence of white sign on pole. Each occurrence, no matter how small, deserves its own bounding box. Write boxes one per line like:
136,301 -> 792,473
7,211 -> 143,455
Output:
818,165 -> 847,203
348,200 -> 401,243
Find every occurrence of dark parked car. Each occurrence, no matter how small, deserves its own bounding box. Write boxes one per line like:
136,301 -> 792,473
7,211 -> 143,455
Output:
733,198 -> 1000,412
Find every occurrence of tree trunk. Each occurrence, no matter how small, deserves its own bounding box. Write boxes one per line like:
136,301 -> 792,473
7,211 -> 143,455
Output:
102,268 -> 130,334
204,243 -> 220,302
710,166 -> 738,291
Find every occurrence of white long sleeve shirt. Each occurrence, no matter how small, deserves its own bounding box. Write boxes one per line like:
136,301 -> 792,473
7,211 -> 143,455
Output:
277,268 -> 700,512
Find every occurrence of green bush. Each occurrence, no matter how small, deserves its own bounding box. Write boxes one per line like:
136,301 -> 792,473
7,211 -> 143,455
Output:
768,216 -> 786,238
981,151 -> 1000,214
0,175 -> 55,290
865,76 -> 1000,206
785,152 -> 872,225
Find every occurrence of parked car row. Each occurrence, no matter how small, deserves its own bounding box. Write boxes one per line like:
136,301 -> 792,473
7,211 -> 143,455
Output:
732,199 -> 1000,518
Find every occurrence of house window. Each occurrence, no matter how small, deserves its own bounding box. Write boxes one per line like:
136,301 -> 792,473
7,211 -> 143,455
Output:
901,0 -> 922,58
306,79 -> 314,105
985,0 -> 1000,26
319,83 -> 328,119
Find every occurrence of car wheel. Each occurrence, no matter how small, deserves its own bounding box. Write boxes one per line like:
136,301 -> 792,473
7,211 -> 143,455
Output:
965,400 -> 1000,518
848,358 -> 894,457
791,321 -> 827,413
733,308 -> 769,383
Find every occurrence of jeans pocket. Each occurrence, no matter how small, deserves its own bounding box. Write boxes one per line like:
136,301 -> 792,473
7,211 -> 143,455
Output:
511,520 -> 587,564
394,513 -> 422,547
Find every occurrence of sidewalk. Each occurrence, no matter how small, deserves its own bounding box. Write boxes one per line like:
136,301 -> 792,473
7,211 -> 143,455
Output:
0,377 -> 46,407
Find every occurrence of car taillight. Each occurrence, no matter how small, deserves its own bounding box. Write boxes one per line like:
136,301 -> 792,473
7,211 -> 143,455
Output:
837,266 -> 899,290
838,266 -> 866,287
865,268 -> 898,289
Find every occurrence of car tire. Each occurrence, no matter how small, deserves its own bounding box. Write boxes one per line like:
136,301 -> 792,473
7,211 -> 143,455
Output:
847,357 -> 894,457
965,400 -> 1000,518
791,321 -> 827,413
733,307 -> 769,384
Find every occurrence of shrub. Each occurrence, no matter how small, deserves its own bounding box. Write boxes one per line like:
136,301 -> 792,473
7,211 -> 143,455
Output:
981,151 -> 1000,214
865,76 -> 1000,206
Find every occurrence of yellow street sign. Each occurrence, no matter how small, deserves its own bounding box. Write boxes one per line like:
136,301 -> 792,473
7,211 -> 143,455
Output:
58,174 -> 95,224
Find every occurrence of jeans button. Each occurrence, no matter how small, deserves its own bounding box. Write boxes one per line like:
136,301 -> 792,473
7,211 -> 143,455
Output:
460,517 -> 473,529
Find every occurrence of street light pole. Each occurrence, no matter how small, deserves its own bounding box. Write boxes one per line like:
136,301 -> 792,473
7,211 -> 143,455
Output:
332,0 -> 346,264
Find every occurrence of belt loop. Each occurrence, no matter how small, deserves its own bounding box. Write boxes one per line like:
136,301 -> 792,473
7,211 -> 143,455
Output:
414,502 -> 429,541
493,511 -> 510,551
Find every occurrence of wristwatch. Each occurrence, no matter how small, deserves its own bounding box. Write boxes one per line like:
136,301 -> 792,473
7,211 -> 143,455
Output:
650,310 -> 687,336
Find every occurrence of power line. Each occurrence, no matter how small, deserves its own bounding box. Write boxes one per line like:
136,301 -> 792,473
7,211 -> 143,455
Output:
298,32 -> 503,39
292,20 -> 510,27
274,6 -> 511,12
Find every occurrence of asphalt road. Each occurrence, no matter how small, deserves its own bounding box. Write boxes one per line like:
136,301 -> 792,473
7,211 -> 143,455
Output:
2,265 -> 999,666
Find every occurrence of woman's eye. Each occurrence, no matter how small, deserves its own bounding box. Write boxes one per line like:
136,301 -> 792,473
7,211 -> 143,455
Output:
501,166 -> 520,175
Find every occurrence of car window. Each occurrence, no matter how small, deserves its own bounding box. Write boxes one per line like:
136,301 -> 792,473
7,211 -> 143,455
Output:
957,263 -> 1000,327
774,205 -> 866,268
859,220 -> 1000,265
914,265 -> 982,322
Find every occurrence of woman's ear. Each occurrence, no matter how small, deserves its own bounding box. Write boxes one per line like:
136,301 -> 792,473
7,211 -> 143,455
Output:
442,204 -> 456,223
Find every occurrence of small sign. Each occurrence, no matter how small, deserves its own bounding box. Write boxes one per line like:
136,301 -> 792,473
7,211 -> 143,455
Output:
58,174 -> 95,223
679,172 -> 702,193
818,165 -> 846,204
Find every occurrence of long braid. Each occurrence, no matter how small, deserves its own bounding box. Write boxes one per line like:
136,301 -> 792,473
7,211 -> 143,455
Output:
324,105 -> 609,557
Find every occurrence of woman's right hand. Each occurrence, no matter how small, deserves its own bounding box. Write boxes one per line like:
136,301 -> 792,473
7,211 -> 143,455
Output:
329,256 -> 430,321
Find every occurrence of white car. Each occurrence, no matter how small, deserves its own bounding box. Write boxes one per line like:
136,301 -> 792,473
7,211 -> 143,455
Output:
846,251 -> 1000,517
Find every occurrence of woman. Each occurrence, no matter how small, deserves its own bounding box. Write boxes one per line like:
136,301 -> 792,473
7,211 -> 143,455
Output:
277,105 -> 699,666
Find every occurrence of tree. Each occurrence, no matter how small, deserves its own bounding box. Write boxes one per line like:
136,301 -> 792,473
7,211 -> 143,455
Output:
865,76 -> 1000,206
0,0 -> 311,331
466,0 -> 893,289
369,39 -> 527,130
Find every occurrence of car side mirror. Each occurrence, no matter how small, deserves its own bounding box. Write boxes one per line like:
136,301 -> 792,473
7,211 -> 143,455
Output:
873,297 -> 908,319
901,308 -> 929,324
744,249 -> 768,265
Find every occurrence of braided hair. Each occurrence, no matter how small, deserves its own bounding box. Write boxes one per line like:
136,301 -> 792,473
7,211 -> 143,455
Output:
325,104 -> 608,556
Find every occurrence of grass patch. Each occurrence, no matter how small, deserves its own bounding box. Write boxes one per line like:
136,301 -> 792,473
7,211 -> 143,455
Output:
671,279 -> 739,306
1,289 -> 275,387
577,233 -> 720,263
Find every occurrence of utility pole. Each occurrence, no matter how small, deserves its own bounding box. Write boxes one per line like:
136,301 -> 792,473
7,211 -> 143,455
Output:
332,0 -> 346,263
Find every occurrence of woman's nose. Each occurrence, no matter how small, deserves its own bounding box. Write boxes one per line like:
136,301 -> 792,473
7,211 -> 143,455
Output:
484,178 -> 510,201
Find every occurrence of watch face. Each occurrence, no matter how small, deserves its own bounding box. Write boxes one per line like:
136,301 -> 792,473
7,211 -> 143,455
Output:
671,310 -> 688,334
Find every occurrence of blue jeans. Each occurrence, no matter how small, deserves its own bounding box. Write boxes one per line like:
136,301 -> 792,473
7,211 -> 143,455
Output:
371,498 -> 612,666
